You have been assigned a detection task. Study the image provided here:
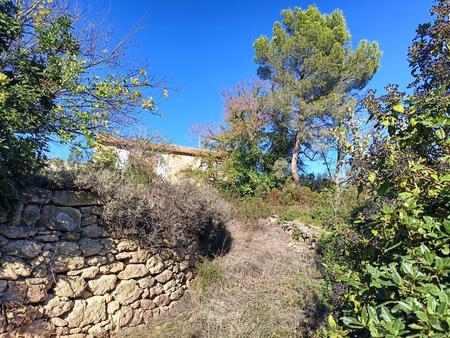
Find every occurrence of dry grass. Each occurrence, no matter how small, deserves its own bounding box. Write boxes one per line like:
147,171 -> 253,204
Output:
119,220 -> 328,338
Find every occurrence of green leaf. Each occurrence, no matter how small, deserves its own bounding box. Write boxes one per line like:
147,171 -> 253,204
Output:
393,104 -> 405,113
436,129 -> 446,139
342,316 -> 364,328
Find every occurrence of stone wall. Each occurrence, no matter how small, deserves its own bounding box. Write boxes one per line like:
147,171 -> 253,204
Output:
0,188 -> 197,337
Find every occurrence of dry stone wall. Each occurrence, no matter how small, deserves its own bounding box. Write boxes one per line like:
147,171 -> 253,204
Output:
0,188 -> 197,337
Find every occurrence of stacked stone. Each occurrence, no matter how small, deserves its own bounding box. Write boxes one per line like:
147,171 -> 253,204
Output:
0,188 -> 197,338
278,220 -> 326,249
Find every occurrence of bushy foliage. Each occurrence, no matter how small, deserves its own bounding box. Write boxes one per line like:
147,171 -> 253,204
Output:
323,2 -> 450,336
279,182 -> 321,207
194,81 -> 290,197
229,196 -> 276,221
197,2 -> 382,193
40,166 -> 229,253
254,5 -> 380,183
0,0 -> 163,207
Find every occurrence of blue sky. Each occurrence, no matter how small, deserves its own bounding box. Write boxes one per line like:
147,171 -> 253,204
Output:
50,0 -> 433,171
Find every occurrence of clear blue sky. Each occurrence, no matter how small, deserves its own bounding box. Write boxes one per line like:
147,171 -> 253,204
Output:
50,0 -> 433,172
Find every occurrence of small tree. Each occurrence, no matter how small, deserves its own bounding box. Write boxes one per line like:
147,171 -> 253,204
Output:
0,0 -> 164,206
253,5 -> 381,183
195,80 -> 282,196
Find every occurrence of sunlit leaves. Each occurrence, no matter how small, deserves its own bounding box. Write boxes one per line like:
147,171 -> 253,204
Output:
0,0 -> 163,206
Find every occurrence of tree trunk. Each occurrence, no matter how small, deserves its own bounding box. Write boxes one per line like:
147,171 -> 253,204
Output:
334,146 -> 343,186
291,131 -> 301,183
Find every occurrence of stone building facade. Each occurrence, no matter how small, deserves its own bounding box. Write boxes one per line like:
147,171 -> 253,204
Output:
96,136 -> 217,182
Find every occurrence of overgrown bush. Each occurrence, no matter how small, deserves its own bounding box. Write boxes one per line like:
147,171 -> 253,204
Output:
229,196 -> 276,221
39,166 -> 229,253
279,182 -> 321,207
0,0 -> 163,209
322,2 -> 450,336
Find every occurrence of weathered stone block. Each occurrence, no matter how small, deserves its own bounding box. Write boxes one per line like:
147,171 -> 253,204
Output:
117,264 -> 148,280
0,225 -> 39,239
170,288 -> 184,301
40,206 -> 81,233
21,188 -> 53,204
88,275 -> 117,296
2,240 -> 41,259
113,280 -> 143,305
79,238 -> 103,257
154,294 -> 170,307
51,256 -> 84,273
52,191 -> 99,207
26,284 -> 48,303
61,232 -> 81,241
137,277 -> 155,289
34,233 -> 60,242
129,250 -> 150,263
67,266 -> 99,279
111,306 -> 133,328
99,262 -> 124,274
117,240 -> 137,252
50,317 -> 67,327
140,299 -> 156,310
55,242 -> 80,256
151,283 -> 164,297
81,224 -> 102,238
21,204 -> 41,226
155,270 -> 173,284
80,206 -> 102,216
107,301 -> 120,314
81,215 -> 97,227
146,255 -> 165,275
65,296 -> 107,328
85,255 -> 109,267
129,308 -> 144,326
4,283 -> 27,305
163,279 -> 176,292
54,276 -> 87,298
115,251 -> 133,260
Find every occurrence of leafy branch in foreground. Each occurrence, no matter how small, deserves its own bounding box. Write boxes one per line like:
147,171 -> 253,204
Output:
324,1 -> 450,336
0,0 -> 166,207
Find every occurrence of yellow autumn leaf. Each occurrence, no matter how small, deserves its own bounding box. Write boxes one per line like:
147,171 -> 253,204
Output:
393,104 -> 405,113
328,314 -> 337,329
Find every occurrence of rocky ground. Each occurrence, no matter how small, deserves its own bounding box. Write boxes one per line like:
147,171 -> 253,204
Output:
119,219 -> 327,338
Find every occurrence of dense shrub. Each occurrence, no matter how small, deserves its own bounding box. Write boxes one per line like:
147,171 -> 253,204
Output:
279,182 -> 321,207
0,0 -> 162,208
229,196 -> 275,221
322,2 -> 450,336
39,166 -> 229,253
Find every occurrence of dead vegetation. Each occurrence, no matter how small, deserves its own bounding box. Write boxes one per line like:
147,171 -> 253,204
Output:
119,219 -> 329,338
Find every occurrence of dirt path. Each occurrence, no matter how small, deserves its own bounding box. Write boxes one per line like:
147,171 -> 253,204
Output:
120,219 -> 325,338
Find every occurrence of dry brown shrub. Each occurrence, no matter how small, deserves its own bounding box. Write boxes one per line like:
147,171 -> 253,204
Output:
38,166 -> 230,253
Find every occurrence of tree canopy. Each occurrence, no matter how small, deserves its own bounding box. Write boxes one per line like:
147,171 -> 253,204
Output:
253,5 -> 381,182
0,0 -> 163,205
